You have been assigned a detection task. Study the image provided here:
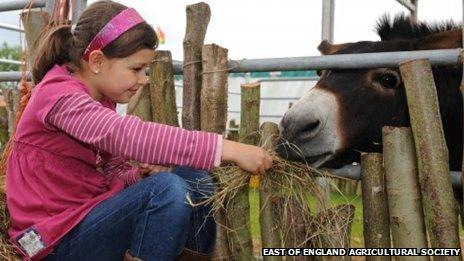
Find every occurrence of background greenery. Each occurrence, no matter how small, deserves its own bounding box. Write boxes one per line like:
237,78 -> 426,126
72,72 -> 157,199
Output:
0,42 -> 21,72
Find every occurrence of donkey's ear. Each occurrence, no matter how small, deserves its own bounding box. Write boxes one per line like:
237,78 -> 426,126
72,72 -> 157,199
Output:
416,29 -> 462,50
318,40 -> 352,55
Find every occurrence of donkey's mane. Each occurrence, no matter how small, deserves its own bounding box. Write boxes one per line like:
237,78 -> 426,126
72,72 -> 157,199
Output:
375,15 -> 459,41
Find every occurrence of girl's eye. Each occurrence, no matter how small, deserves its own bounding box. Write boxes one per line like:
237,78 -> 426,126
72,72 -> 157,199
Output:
132,67 -> 143,72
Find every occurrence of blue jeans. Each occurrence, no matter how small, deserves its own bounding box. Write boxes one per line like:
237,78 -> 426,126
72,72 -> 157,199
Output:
45,166 -> 216,261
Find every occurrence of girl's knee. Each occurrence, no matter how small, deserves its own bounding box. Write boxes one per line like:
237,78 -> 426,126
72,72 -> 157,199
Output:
173,166 -> 211,181
145,173 -> 192,212
172,167 -> 215,197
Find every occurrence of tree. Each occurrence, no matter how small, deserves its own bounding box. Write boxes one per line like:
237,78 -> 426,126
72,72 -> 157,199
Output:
0,42 -> 22,148
0,42 -> 22,72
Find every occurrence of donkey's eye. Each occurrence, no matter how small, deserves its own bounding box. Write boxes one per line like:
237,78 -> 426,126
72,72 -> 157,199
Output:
377,73 -> 398,89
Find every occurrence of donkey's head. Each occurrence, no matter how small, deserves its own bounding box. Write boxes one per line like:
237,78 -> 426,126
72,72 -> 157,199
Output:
277,16 -> 462,169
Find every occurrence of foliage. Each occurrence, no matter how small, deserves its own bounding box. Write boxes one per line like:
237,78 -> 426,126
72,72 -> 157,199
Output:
0,42 -> 22,72
0,42 -> 22,89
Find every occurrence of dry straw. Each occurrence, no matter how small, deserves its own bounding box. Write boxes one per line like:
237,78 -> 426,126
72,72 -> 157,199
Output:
0,184 -> 19,260
203,133 -> 356,253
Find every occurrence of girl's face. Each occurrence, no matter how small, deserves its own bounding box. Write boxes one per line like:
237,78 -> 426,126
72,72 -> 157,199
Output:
96,48 -> 155,103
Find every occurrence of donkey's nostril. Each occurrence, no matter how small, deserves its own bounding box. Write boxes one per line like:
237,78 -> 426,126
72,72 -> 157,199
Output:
301,120 -> 320,135
294,119 -> 322,140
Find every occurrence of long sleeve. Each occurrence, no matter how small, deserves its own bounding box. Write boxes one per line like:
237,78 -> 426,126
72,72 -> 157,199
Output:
102,156 -> 141,186
45,93 -> 220,171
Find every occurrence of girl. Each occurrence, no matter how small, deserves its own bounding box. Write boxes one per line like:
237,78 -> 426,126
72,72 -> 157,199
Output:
5,1 -> 272,260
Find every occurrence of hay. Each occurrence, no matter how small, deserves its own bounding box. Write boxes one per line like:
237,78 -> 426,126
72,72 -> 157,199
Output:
0,235 -> 19,261
0,185 -> 20,260
0,194 -> 8,237
204,149 -> 356,250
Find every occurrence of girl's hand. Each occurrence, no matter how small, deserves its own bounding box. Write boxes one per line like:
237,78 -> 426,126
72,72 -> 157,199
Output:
221,139 -> 273,175
139,163 -> 172,176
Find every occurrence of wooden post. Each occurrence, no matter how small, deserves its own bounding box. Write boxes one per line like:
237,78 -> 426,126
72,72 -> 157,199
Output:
200,44 -> 228,133
199,43 -> 231,260
239,82 -> 260,145
259,122 -> 282,261
150,51 -> 179,126
1,89 -> 20,137
283,196 -> 309,261
20,10 -> 50,70
382,126 -> 428,259
127,85 -> 153,121
226,119 -> 239,141
3,11 -> 51,136
0,102 -> 9,149
400,59 -> 460,253
310,204 -> 355,261
182,2 -> 210,130
224,82 -> 260,260
128,51 -> 179,125
361,153 -> 391,259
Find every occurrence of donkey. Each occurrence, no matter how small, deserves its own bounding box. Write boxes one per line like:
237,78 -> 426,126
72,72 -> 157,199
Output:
277,15 -> 463,173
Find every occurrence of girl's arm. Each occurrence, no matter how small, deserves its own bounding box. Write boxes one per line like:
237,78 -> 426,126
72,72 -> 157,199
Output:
45,93 -> 221,171
101,156 -> 141,185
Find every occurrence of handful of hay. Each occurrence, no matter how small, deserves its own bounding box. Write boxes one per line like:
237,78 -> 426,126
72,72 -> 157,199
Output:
205,151 -> 355,252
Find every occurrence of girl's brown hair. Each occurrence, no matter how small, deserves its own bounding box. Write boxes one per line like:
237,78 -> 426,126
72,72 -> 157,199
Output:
33,0 -> 158,83
0,1 -> 157,175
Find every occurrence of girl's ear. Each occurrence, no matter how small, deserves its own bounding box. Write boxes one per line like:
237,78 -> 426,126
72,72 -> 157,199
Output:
87,50 -> 105,74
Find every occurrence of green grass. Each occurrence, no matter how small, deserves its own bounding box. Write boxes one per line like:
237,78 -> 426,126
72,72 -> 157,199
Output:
248,189 -> 365,247
249,188 -> 464,249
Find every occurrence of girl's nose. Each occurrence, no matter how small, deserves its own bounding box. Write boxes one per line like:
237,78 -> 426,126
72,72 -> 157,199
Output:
139,73 -> 149,86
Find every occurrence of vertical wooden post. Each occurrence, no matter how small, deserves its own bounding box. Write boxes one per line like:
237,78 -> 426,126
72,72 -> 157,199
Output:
127,85 -> 153,121
382,126 -> 428,259
200,43 -> 231,260
20,10 -> 50,70
361,152 -> 391,260
239,82 -> 260,145
200,44 -> 228,133
226,119 -> 239,141
400,59 -> 460,253
3,11 -> 51,136
182,2 -> 210,130
259,122 -> 282,261
1,89 -> 20,137
283,195 -> 308,261
128,51 -> 179,125
150,51 -> 179,126
224,82 -> 260,260
310,204 -> 355,261
0,102 -> 8,149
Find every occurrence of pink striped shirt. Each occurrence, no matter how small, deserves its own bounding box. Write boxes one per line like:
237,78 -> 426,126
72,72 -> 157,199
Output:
46,92 -> 222,185
6,64 -> 222,260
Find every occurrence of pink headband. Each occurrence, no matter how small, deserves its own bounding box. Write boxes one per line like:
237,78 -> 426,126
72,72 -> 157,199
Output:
83,8 -> 145,61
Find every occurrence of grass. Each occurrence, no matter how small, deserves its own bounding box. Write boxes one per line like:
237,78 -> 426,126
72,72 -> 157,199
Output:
248,188 -> 464,251
249,189 -> 364,248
